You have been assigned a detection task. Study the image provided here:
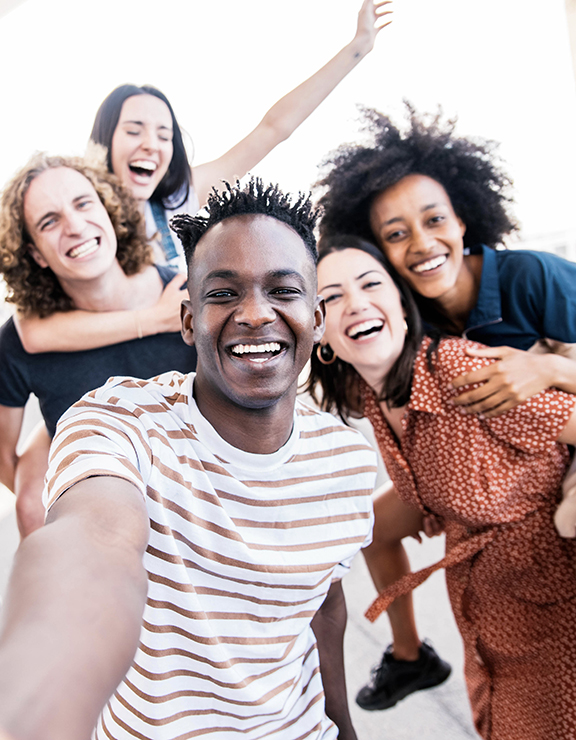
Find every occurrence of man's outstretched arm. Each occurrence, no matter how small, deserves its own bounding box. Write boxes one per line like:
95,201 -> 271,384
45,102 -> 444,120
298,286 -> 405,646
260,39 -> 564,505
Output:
311,579 -> 357,740
0,476 -> 149,740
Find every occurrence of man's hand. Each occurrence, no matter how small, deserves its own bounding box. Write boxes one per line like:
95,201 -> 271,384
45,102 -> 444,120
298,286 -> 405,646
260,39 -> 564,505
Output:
451,345 -> 555,418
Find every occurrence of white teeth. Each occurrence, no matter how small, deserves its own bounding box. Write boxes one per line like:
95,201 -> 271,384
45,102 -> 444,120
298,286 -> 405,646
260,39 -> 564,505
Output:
347,319 -> 384,338
130,159 -> 157,171
412,255 -> 447,274
230,342 -> 282,355
68,238 -> 99,259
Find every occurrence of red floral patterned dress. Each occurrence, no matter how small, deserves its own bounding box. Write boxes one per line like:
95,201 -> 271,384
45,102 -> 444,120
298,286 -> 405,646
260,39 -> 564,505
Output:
363,337 -> 576,740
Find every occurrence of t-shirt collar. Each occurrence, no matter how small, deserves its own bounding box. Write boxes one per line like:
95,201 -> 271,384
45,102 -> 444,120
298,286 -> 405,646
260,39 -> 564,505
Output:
464,244 -> 502,336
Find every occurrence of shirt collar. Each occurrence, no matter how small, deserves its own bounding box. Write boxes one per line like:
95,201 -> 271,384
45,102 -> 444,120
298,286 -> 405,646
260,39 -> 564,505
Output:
464,244 -> 502,334
407,339 -> 446,416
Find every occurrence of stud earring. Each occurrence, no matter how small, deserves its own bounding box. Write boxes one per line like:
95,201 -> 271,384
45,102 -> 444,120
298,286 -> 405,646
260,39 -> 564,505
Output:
316,344 -> 337,365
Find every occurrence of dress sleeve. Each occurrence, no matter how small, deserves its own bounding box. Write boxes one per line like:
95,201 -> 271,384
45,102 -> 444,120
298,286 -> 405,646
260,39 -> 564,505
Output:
433,337 -> 576,453
44,381 -> 152,509
485,387 -> 576,453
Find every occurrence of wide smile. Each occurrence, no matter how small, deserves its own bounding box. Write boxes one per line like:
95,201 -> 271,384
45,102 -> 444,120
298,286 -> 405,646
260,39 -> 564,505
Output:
410,254 -> 448,275
346,319 -> 384,341
227,341 -> 286,365
128,159 -> 159,184
67,237 -> 99,260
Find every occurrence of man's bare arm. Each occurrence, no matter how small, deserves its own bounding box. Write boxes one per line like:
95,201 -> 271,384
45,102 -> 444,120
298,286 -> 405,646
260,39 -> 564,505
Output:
0,476 -> 150,740
311,579 -> 357,740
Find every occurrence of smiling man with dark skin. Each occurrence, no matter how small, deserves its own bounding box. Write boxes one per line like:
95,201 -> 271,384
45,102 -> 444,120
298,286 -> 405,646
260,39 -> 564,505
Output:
0,179 -> 376,740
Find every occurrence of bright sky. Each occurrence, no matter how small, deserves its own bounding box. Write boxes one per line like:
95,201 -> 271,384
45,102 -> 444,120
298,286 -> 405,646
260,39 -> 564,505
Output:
0,0 -> 575,241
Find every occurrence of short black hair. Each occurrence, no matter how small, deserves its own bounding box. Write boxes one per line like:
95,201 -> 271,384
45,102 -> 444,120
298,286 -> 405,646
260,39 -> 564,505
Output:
315,105 -> 518,249
171,178 -> 319,264
90,84 -> 191,209
305,234 -> 424,421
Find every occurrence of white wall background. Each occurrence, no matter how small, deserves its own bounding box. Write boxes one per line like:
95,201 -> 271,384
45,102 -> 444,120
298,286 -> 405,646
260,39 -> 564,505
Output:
0,0 -> 575,241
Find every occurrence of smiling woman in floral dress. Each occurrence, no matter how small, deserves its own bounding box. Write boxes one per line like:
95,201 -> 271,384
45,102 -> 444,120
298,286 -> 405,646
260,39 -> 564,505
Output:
307,236 -> 576,739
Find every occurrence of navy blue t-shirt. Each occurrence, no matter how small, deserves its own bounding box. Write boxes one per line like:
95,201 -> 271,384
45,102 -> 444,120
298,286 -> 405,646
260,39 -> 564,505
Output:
0,266 -> 196,436
460,245 -> 576,350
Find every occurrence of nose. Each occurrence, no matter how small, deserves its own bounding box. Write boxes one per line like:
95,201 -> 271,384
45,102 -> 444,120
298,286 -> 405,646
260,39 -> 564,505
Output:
62,208 -> 86,236
410,223 -> 435,253
344,286 -> 370,316
234,291 -> 276,328
140,127 -> 159,153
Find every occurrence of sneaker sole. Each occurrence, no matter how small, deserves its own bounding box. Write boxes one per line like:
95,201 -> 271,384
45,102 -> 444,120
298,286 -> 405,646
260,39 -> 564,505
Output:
356,664 -> 452,711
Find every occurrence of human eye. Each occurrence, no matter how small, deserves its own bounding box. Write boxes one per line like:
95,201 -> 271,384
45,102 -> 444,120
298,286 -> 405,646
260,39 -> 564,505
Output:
271,286 -> 301,298
77,199 -> 93,210
363,279 -> 382,290
323,292 -> 341,305
206,288 -> 236,300
39,216 -> 56,231
428,214 -> 445,226
383,228 -> 405,243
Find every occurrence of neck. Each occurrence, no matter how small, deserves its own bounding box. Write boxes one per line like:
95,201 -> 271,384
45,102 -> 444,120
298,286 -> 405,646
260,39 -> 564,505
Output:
60,262 -> 159,312
193,378 -> 297,455
433,253 -> 483,334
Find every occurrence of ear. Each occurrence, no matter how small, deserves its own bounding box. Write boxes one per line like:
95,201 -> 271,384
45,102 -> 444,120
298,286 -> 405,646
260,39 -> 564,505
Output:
27,243 -> 49,269
313,295 -> 326,345
181,299 -> 195,347
458,217 -> 466,238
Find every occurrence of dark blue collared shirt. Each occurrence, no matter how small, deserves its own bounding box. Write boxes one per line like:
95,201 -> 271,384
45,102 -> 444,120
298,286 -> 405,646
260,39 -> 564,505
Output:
463,245 -> 576,350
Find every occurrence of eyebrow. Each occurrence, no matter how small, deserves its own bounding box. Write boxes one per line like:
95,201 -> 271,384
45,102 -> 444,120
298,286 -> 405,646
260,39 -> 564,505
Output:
34,194 -> 93,229
381,202 -> 442,227
121,119 -> 172,132
319,269 -> 383,292
202,268 -> 306,284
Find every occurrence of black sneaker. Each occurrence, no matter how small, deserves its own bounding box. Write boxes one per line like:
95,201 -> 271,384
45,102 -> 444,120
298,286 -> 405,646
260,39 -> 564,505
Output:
355,641 -> 451,711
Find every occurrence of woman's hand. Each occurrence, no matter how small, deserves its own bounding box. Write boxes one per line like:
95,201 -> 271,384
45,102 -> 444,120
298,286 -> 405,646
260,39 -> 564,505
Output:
354,0 -> 393,53
451,346 -> 556,418
141,274 -> 187,335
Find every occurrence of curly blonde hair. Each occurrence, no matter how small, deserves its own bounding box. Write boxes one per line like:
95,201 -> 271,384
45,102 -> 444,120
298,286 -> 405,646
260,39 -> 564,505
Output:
0,148 -> 152,317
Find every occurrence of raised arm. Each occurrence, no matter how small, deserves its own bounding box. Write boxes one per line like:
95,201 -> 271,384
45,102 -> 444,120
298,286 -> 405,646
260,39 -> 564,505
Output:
311,579 -> 357,740
15,273 -> 186,354
193,0 -> 392,206
0,476 -> 149,740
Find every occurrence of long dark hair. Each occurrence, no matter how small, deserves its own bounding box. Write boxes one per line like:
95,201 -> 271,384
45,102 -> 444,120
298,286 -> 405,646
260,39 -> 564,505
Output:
90,84 -> 191,209
305,234 -> 425,421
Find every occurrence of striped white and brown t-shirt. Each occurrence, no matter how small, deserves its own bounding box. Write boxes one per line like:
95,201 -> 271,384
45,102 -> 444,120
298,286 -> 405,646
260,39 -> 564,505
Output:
45,371 -> 376,740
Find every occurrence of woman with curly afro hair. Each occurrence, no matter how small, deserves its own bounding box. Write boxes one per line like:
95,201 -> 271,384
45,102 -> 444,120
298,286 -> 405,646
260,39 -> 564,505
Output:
0,152 -> 196,538
314,108 -> 576,714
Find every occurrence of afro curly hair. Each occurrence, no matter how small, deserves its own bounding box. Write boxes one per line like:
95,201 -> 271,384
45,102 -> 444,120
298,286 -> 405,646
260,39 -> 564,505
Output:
170,178 -> 319,265
315,104 -> 518,250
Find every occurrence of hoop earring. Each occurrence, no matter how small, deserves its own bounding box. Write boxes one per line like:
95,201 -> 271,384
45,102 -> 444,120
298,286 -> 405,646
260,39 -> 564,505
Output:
317,344 -> 336,365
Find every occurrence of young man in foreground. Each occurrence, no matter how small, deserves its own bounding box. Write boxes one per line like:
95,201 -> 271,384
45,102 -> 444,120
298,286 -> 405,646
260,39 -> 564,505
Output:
0,179 -> 376,740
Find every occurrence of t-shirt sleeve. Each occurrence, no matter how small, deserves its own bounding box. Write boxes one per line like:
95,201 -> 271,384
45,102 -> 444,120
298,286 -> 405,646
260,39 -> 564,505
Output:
509,252 -> 576,342
0,319 -> 31,408
331,482 -> 375,581
44,388 -> 152,510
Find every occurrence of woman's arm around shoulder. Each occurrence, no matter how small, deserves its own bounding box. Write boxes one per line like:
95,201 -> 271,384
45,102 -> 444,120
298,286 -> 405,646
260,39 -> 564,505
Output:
15,273 -> 186,353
